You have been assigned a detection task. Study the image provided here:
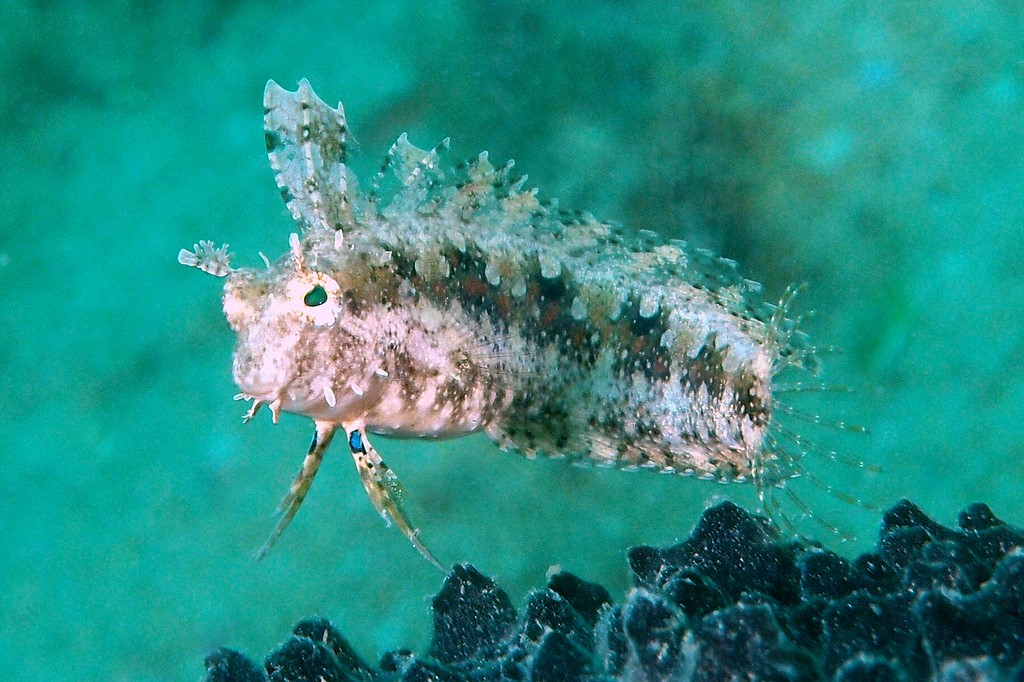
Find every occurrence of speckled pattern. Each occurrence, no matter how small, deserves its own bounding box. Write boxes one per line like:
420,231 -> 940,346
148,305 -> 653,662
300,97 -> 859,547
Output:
182,80 -> 818,563
5,2 -> 1023,679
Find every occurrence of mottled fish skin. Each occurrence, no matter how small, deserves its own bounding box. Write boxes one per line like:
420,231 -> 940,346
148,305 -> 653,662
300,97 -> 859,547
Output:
180,79 -> 818,564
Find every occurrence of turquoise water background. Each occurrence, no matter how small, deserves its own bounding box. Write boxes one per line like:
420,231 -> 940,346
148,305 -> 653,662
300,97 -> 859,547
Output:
2,2 -> 1022,679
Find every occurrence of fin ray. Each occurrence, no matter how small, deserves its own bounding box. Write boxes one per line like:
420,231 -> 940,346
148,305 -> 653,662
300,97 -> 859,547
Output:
263,79 -> 354,231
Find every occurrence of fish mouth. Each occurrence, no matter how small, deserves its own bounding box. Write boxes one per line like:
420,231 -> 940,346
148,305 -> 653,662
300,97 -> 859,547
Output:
234,377 -> 333,422
231,342 -> 301,403
234,379 -> 308,424
235,384 -> 282,404
231,369 -> 286,401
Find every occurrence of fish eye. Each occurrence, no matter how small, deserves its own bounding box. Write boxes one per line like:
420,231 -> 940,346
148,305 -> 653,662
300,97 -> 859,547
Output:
284,272 -> 341,326
304,284 -> 328,307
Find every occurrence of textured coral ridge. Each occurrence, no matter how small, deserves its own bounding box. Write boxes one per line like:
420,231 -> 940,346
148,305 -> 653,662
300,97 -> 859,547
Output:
204,500 -> 1024,682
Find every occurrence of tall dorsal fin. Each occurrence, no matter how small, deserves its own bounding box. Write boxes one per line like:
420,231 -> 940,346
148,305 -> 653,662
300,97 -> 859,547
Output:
263,79 -> 354,231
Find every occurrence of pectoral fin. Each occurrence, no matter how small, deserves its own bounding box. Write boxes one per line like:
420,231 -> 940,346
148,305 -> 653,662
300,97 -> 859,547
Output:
344,425 -> 445,571
254,420 -> 337,560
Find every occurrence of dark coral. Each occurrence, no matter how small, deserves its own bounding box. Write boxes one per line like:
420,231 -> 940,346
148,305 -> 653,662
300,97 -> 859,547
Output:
204,500 -> 1024,681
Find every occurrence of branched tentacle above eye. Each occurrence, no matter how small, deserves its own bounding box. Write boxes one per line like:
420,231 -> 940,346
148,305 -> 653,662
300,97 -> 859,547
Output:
177,241 -> 233,277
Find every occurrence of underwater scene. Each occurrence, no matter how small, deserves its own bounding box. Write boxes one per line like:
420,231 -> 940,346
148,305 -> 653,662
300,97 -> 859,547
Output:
2,1 -> 1022,679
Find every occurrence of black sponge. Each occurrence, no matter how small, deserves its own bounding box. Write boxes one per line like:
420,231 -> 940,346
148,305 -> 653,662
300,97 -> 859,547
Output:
428,564 -> 517,665
204,500 -> 1024,681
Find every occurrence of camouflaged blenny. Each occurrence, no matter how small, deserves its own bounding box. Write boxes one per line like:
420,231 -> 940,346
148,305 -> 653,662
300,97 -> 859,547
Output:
180,80 -> 819,568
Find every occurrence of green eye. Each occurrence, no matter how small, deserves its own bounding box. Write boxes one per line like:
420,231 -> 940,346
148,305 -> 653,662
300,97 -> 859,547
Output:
303,284 -> 328,307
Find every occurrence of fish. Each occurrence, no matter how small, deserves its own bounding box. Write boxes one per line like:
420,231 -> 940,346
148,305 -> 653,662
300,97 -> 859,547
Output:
179,79 -> 825,568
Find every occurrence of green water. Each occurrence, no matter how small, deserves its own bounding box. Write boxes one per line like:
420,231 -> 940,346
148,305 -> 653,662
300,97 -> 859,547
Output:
2,2 -> 1022,679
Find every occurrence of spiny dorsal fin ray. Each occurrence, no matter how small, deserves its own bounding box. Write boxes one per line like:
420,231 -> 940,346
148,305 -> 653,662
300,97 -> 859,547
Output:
263,79 -> 354,231
390,133 -> 449,188
372,133 -> 452,215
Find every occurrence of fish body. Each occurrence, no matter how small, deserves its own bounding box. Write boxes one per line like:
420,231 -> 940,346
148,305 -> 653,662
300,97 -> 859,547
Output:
180,80 -> 816,565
